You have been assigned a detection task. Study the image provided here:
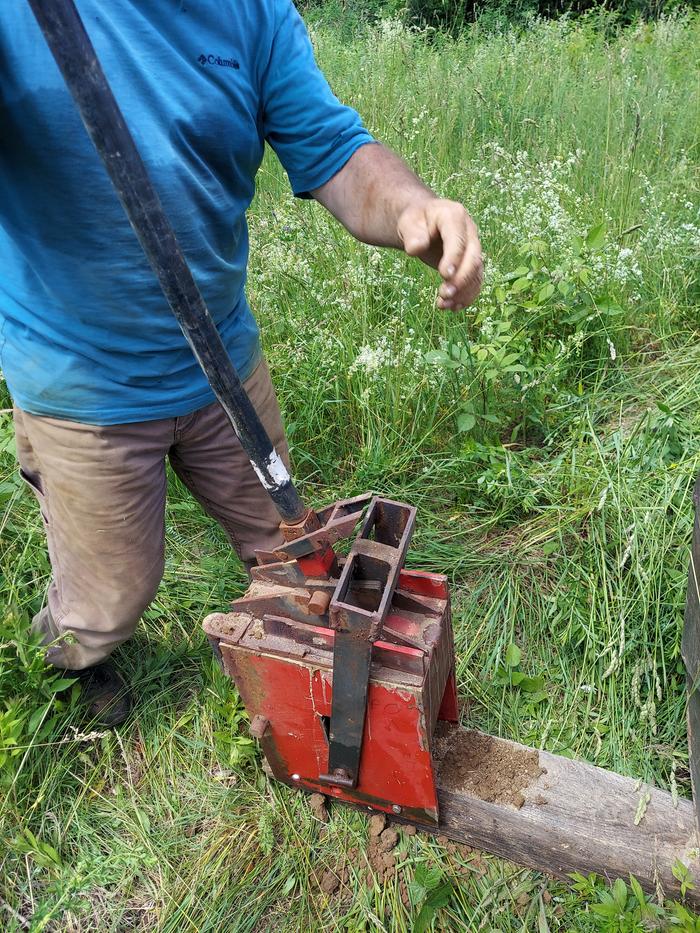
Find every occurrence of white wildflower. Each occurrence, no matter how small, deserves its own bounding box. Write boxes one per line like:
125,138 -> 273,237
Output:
349,337 -> 392,377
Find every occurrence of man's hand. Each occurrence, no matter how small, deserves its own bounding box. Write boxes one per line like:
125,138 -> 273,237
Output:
312,144 -> 483,311
397,199 -> 483,311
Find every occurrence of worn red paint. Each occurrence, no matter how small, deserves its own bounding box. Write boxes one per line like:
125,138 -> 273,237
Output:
203,496 -> 459,824
297,545 -> 337,579
206,567 -> 456,824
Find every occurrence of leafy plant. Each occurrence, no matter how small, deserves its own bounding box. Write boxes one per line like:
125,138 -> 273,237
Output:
570,872 -> 685,929
592,876 -> 664,929
0,611 -> 78,778
426,223 -> 629,445
408,863 -> 454,932
671,902 -> 700,931
9,828 -> 63,874
207,663 -> 258,768
673,859 -> 697,899
494,641 -> 548,699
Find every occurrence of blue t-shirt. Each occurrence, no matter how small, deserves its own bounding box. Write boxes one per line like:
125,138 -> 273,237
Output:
0,0 -> 372,424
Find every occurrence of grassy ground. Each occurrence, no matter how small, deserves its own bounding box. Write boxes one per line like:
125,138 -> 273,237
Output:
2,12 -> 700,931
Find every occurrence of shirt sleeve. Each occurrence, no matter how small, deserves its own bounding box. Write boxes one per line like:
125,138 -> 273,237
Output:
260,0 -> 375,198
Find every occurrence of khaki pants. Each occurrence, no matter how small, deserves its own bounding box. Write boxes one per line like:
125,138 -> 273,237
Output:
13,359 -> 288,670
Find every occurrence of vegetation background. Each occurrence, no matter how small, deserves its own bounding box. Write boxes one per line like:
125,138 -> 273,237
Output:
1,1 -> 700,929
305,0 -> 695,32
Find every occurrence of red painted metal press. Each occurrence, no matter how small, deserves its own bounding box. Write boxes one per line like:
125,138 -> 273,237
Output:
204,494 -> 458,824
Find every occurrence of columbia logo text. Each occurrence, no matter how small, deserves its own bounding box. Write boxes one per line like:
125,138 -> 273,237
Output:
198,53 -> 240,69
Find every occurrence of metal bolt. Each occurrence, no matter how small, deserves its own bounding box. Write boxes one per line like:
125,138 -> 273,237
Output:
249,715 -> 269,740
391,805 -> 402,815
291,773 -> 300,781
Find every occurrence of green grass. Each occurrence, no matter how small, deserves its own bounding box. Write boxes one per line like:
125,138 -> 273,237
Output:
2,12 -> 700,931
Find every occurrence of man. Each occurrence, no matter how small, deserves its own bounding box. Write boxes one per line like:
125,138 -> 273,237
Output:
0,0 -> 482,726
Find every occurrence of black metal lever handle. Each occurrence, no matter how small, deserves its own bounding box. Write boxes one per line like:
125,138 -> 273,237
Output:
27,0 -> 307,524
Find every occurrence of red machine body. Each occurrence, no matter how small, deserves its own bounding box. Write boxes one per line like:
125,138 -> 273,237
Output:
204,496 -> 458,824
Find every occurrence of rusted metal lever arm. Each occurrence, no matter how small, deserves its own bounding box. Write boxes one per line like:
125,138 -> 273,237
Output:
321,499 -> 416,787
28,0 -> 306,524
276,494 -> 374,561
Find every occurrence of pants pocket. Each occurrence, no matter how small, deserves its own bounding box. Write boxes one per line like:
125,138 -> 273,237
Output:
19,467 -> 50,525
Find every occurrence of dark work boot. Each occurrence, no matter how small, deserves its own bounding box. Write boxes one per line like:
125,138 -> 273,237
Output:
65,660 -> 133,728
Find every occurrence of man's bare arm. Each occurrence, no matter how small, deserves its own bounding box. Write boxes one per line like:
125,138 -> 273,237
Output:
311,143 -> 483,310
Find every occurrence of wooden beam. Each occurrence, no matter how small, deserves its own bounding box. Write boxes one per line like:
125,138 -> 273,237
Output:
432,726 -> 700,906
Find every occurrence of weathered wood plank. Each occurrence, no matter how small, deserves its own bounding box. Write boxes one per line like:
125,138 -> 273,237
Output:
433,726 -> 700,905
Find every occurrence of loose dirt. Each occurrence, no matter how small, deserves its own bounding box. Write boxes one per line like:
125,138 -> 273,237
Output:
377,827 -> 399,853
249,619 -> 266,640
312,863 -> 349,897
308,793 -> 329,823
319,868 -> 342,895
366,825 -> 402,883
309,799 -> 476,908
433,724 -> 544,809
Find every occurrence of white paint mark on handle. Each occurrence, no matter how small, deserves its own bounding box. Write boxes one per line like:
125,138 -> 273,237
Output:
250,448 -> 290,491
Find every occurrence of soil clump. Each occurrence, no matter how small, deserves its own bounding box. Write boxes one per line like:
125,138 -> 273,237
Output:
433,724 -> 544,808
309,792 -> 328,823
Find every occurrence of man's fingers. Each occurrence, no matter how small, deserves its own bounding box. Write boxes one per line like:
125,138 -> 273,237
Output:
449,226 -> 483,308
432,202 -> 471,280
429,203 -> 483,307
398,207 -> 432,256
437,233 -> 483,310
437,213 -> 482,309
397,198 -> 483,310
438,270 -> 483,310
439,213 -> 481,284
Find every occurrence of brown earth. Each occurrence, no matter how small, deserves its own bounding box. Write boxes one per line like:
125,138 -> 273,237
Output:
433,724 -> 544,809
308,797 -> 477,909
308,792 -> 329,823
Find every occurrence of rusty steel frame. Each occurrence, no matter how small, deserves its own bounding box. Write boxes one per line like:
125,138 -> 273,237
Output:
321,499 -> 417,788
